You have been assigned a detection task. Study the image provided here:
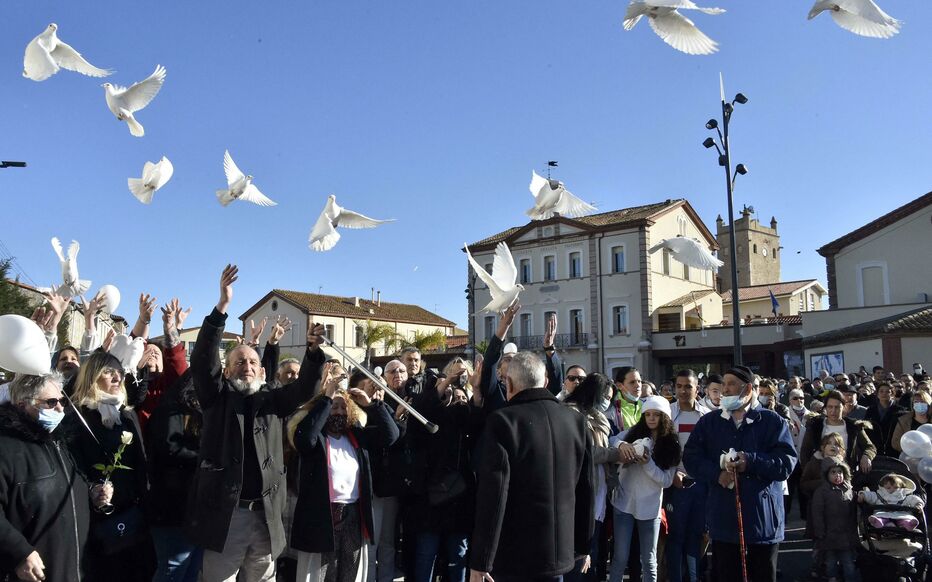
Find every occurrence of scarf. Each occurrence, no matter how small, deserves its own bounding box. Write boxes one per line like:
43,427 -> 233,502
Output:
567,403 -> 610,448
81,390 -> 125,429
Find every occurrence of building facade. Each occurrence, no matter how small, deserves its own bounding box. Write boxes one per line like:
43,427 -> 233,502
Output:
716,207 -> 782,292
721,279 -> 827,324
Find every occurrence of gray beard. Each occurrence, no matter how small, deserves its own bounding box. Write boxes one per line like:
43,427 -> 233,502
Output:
231,378 -> 263,395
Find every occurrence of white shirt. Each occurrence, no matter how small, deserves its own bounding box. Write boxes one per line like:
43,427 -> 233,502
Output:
327,435 -> 360,503
608,433 -> 676,520
823,422 -> 848,447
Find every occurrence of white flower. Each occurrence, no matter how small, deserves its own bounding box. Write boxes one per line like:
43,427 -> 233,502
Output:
120,431 -> 134,445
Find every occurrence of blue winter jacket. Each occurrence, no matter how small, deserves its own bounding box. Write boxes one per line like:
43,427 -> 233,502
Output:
683,406 -> 797,545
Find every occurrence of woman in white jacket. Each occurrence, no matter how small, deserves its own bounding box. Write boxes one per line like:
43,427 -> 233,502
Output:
608,396 -> 681,582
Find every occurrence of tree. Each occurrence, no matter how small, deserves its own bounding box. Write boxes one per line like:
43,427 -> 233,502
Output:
400,329 -> 447,353
474,339 -> 489,357
0,259 -> 35,318
354,319 -> 400,367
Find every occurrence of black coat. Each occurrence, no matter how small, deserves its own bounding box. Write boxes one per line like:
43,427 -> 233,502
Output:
469,388 -> 593,578
184,309 -> 323,556
0,404 -> 90,582
864,403 -> 907,457
290,397 -> 398,553
799,416 -> 876,471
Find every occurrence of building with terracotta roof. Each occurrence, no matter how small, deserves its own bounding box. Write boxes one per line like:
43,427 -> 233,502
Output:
721,279 -> 826,324
238,289 -> 457,366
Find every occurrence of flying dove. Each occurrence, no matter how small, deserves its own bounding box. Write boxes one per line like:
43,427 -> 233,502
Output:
648,235 -> 724,272
623,0 -> 725,56
309,195 -> 394,251
526,171 -> 597,221
807,0 -> 901,38
49,237 -> 92,299
464,241 -> 524,313
128,157 -> 173,204
102,65 -> 166,137
23,23 -> 112,82
216,150 -> 277,207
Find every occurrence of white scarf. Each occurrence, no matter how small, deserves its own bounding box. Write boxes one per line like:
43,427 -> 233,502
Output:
81,390 -> 125,429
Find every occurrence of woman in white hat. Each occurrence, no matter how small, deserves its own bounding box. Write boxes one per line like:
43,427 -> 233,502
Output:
608,395 -> 681,582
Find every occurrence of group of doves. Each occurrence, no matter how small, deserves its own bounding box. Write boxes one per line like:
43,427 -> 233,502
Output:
22,23 -> 392,253
625,0 -> 903,55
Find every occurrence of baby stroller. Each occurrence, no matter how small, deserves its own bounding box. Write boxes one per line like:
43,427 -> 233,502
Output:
857,456 -> 932,582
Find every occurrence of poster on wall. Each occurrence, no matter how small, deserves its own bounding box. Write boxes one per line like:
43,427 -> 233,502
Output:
784,351 -> 804,377
809,351 -> 844,377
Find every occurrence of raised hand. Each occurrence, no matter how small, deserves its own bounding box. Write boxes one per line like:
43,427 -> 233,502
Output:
348,387 -> 372,407
307,323 -> 325,351
469,355 -> 483,388
268,315 -> 292,345
138,293 -> 157,322
544,312 -> 557,347
102,328 -> 117,351
84,292 -> 107,327
320,362 -> 337,397
248,317 -> 268,347
496,302 -> 520,340
217,264 -> 239,314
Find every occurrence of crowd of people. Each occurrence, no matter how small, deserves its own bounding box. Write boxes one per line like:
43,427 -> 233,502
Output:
1,264 -> 931,582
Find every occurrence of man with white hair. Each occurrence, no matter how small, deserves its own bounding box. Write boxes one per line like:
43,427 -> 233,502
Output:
469,351 -> 593,582
185,265 -> 326,582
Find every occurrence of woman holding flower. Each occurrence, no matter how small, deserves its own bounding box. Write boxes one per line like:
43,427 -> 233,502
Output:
67,351 -> 155,581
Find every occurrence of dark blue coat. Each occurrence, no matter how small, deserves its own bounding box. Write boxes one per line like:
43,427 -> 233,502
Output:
683,407 -> 797,545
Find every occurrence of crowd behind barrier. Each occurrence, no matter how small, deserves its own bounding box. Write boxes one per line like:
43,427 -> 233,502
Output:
2,268 -> 932,582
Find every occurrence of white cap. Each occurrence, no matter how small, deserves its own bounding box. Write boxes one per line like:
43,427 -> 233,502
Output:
503,342 -> 518,355
641,395 -> 672,419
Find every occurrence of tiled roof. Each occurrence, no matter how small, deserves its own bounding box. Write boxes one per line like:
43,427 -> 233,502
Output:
804,306 -> 932,346
151,327 -> 243,343
659,289 -> 719,308
818,191 -> 932,257
721,280 -> 822,303
467,199 -> 685,249
242,290 -> 456,328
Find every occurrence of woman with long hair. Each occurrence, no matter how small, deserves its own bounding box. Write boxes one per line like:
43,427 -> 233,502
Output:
608,396 -> 681,582
67,350 -> 154,581
289,362 -> 399,582
564,373 -> 619,580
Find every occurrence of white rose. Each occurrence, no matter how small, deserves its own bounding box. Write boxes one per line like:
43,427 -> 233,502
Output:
120,431 -> 134,445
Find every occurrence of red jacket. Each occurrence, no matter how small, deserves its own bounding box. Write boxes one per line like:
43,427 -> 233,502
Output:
136,342 -> 188,432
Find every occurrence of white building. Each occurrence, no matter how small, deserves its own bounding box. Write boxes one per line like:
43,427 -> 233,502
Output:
465,199 -> 720,379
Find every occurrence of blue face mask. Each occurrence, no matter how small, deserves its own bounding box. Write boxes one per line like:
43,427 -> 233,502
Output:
824,384 -> 835,391
720,387 -> 748,411
37,408 -> 65,432
758,395 -> 771,406
914,403 -> 929,415
622,390 -> 640,403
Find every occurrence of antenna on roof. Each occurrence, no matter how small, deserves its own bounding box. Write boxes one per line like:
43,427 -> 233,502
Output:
546,160 -> 558,179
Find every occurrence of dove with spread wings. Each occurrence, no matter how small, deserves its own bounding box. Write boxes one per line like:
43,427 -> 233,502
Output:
47,237 -> 92,299
216,150 -> 277,207
464,242 -> 524,313
23,23 -> 112,82
526,171 -> 597,221
309,195 -> 394,251
623,0 -> 725,56
128,157 -> 173,204
807,0 -> 901,38
649,236 -> 724,272
102,65 -> 166,137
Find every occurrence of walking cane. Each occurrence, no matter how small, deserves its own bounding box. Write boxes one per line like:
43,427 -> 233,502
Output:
731,452 -> 749,582
319,336 -> 439,434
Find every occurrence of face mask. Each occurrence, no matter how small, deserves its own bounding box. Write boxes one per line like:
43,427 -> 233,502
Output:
37,408 -> 65,432
720,388 -> 748,411
622,390 -> 640,404
914,403 -> 929,415
325,414 -> 348,434
824,384 -> 835,391
337,378 -> 349,391
758,395 -> 771,406
792,404 -> 805,413
596,389 -> 612,413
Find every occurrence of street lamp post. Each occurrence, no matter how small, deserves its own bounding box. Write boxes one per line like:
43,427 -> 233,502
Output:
703,76 -> 748,365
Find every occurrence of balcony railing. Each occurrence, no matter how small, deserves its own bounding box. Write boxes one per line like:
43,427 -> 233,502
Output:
512,332 -> 589,350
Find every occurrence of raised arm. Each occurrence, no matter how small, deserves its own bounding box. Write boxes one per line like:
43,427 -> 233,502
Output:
159,298 -> 191,381
261,316 -> 291,382
542,313 -> 564,395
130,293 -> 158,340
191,265 -> 238,410
81,292 -> 108,353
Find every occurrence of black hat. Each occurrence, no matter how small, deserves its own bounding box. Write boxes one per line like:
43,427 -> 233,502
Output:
725,365 -> 754,385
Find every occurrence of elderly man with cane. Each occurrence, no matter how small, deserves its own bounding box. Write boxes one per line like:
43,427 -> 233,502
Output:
683,365 -> 797,582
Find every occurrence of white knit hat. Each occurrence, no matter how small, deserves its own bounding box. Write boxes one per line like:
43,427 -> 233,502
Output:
641,395 -> 672,419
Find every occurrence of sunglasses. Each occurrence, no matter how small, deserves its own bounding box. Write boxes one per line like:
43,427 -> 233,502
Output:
566,375 -> 586,383
34,397 -> 69,409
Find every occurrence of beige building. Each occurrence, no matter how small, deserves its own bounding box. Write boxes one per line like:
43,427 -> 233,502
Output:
239,290 -> 457,367
716,207 -> 782,291
721,279 -> 827,324
801,190 -> 932,376
465,198 -> 720,378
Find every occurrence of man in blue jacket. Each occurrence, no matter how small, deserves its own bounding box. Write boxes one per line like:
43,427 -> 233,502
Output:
683,365 -> 797,582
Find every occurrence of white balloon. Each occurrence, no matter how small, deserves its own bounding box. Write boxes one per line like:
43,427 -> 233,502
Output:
900,430 -> 932,460
917,423 -> 932,440
98,285 -> 121,313
0,314 -> 51,375
919,457 -> 932,485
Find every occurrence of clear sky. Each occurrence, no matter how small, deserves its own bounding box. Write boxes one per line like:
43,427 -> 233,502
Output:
1,1 -> 930,332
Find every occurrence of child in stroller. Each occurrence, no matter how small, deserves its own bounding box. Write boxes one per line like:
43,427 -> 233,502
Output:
859,473 -> 925,531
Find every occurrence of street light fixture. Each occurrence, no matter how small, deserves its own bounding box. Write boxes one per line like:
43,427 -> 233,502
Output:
703,75 -> 749,365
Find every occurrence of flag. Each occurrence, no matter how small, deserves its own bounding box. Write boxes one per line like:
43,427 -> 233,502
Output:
769,290 -> 779,318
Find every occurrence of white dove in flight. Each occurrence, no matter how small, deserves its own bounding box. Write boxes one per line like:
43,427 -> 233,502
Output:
808,0 -> 901,38
623,0 -> 725,56
49,238 -> 92,298
526,171 -> 597,221
128,157 -> 173,204
102,65 -> 167,137
23,23 -> 112,82
648,236 -> 724,272
216,150 -> 277,207
309,195 -> 394,251
464,242 -> 524,313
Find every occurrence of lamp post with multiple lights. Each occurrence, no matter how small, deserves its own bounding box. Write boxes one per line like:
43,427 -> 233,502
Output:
703,78 -> 748,365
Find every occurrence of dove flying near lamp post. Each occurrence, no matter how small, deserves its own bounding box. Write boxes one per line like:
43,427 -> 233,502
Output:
807,0 -> 901,38
649,237 -> 724,272
464,242 -> 524,314
622,0 -> 725,56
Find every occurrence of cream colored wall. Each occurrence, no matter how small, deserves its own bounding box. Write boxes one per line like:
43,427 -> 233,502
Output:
901,338 -> 932,375
238,301 -> 308,360
653,323 -> 798,350
833,204 -> 932,308
803,339 -> 883,376
800,303 -> 929,337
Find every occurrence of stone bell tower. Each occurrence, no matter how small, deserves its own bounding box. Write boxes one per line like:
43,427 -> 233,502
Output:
715,206 -> 781,292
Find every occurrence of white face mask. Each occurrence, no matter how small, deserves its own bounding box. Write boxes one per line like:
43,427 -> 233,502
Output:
338,378 -> 349,391
720,387 -> 748,411
758,395 -> 771,406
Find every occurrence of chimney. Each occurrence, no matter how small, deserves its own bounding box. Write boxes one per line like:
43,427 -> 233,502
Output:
371,287 -> 375,302
377,291 -> 381,306
353,296 -> 360,308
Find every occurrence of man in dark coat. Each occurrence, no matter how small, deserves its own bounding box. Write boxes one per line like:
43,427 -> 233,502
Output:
864,381 -> 906,457
0,372 -> 110,582
185,265 -> 326,582
469,351 -> 593,582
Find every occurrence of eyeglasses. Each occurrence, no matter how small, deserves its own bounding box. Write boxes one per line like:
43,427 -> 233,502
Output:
566,375 -> 586,383
33,397 -> 68,409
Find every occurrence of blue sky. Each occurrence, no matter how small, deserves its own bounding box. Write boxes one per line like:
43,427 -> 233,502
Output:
1,1 -> 929,331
